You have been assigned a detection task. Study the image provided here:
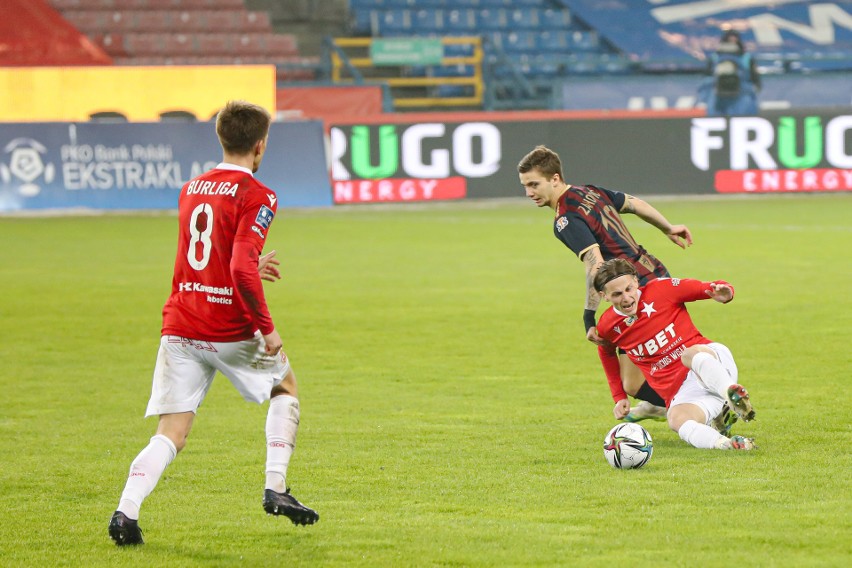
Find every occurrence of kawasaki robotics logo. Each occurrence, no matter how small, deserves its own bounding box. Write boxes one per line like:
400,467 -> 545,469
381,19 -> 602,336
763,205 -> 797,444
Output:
691,116 -> 852,193
0,138 -> 56,197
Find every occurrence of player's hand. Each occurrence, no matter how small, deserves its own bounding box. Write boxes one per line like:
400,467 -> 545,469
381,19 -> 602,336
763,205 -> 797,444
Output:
586,326 -> 604,345
258,250 -> 281,282
613,399 -> 631,420
706,282 -> 733,303
262,329 -> 283,355
666,224 -> 693,249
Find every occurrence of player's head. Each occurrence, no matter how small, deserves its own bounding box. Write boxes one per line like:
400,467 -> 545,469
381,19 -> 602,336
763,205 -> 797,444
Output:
595,258 -> 641,314
517,145 -> 566,208
215,100 -> 272,173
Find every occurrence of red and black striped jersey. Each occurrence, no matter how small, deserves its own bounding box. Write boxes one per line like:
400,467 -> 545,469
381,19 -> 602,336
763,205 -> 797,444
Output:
553,184 -> 668,284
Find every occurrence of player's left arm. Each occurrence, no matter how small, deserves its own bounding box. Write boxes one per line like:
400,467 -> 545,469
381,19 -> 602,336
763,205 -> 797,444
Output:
622,194 -> 693,249
659,278 -> 735,304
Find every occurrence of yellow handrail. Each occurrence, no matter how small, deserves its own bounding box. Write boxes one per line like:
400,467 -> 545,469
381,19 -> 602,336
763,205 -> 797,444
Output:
330,36 -> 484,108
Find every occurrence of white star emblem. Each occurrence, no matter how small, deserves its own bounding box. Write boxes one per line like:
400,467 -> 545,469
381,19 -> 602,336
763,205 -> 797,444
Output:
640,302 -> 656,318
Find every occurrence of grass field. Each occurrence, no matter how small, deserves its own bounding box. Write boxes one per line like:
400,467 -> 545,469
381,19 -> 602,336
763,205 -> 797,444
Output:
1,193 -> 850,567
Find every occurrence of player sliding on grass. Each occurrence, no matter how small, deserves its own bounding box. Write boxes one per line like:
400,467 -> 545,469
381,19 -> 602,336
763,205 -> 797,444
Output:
518,145 -> 695,423
594,258 -> 756,450
109,100 -> 318,546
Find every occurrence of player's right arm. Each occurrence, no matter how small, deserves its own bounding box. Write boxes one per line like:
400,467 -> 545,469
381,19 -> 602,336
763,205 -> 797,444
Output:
622,194 -> 693,249
555,213 -> 605,340
581,246 -> 604,344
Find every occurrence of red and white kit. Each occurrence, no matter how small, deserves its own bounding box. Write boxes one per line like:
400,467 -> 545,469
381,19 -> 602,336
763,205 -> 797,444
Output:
596,277 -> 735,405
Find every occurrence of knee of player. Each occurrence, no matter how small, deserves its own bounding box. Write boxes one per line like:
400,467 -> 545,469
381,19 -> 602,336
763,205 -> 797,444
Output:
680,346 -> 704,368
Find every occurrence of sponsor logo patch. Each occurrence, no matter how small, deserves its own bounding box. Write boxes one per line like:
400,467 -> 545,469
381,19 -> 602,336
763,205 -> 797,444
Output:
255,204 -> 274,229
556,216 -> 569,231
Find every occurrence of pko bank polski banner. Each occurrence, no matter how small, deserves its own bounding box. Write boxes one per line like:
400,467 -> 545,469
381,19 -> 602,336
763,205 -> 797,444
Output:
0,121 -> 332,212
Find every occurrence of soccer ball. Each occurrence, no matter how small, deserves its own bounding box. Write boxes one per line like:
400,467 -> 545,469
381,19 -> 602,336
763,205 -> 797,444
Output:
603,423 -> 653,469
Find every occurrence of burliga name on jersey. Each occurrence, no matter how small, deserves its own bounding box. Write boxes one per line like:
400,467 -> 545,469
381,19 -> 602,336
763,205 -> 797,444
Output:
186,179 -> 239,197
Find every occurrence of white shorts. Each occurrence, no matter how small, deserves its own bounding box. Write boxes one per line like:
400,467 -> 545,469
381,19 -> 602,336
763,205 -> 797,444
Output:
145,332 -> 291,417
669,343 -> 738,425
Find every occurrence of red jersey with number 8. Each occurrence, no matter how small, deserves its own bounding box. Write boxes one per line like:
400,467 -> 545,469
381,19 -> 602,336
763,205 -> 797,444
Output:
162,164 -> 277,342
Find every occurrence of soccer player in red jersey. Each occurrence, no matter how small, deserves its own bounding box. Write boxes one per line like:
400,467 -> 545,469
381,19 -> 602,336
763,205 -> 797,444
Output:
594,258 -> 756,451
518,145 -> 692,422
109,101 -> 317,547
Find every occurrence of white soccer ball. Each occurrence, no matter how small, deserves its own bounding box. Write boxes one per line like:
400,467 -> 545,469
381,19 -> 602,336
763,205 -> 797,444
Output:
603,423 -> 654,469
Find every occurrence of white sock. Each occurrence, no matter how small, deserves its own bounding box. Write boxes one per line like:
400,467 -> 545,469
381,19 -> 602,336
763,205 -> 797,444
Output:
265,395 -> 299,493
678,419 -> 726,449
117,434 -> 177,520
691,352 -> 733,399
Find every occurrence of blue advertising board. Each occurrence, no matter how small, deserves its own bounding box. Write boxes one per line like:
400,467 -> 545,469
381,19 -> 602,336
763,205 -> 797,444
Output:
0,121 -> 332,212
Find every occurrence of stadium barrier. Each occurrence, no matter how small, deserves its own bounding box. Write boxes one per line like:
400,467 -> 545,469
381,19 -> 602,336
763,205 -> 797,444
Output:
0,120 -> 331,212
328,108 -> 852,203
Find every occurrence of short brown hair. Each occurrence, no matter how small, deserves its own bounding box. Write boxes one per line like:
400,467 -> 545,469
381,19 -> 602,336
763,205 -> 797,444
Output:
594,258 -> 638,292
215,100 -> 271,155
517,145 -> 564,180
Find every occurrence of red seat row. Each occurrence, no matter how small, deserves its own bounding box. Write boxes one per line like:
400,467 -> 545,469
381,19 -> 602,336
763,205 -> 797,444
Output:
95,32 -> 300,57
50,0 -> 246,9
62,9 -> 271,33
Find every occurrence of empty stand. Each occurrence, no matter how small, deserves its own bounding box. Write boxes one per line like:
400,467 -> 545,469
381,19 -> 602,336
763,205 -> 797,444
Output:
49,0 -> 319,80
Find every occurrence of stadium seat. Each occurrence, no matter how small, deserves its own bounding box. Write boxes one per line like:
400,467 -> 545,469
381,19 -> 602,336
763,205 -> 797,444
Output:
536,31 -> 570,51
507,9 -> 539,30
569,30 -> 601,52
499,31 -> 537,53
412,10 -> 443,33
542,8 -> 572,29
443,43 -> 475,57
474,9 -> 506,31
350,10 -> 372,34
443,9 -> 476,33
375,9 -> 412,35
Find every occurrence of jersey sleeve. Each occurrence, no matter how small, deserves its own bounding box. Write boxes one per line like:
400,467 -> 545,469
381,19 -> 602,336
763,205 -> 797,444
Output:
554,212 -> 599,258
598,343 -> 627,403
230,188 -> 278,335
235,189 -> 277,249
649,277 -> 729,304
231,241 -> 274,335
597,186 -> 627,212
595,310 -> 628,402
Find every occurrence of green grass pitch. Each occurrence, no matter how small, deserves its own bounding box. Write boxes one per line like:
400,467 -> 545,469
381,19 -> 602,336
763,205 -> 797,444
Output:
0,193 -> 850,566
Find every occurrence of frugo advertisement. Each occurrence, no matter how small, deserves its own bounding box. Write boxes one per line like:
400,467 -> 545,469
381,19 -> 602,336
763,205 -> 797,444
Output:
329,108 -> 851,203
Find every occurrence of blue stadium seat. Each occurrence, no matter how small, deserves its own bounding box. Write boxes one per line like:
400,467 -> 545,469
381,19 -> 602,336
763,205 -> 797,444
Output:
349,0 -> 387,9
443,9 -> 476,33
507,8 -> 540,30
430,64 -> 475,77
412,9 -> 442,32
536,31 -> 569,51
499,31 -> 537,53
382,0 -> 417,8
474,8 -> 506,31
541,8 -> 572,29
350,10 -> 372,34
569,30 -> 601,52
443,43 -> 475,57
375,9 -> 412,35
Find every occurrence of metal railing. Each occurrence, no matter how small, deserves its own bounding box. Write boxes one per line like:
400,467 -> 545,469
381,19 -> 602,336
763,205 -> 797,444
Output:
328,36 -> 484,108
